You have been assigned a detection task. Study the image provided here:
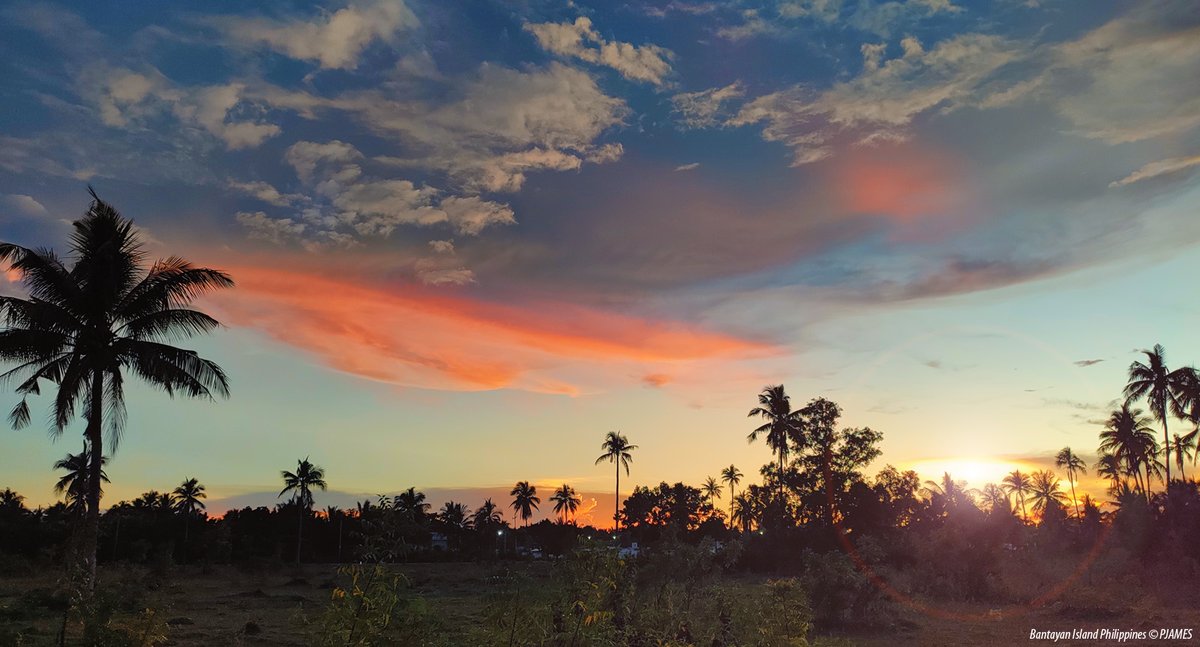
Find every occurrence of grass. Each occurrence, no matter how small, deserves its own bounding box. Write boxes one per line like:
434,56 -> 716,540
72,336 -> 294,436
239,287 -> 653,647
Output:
0,559 -> 1195,646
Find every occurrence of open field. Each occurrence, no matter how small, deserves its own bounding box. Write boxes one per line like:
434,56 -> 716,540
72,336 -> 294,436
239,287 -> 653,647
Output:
2,561 -> 1196,646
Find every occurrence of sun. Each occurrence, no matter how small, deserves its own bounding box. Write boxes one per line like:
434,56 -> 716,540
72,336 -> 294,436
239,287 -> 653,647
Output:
905,457 -> 1031,488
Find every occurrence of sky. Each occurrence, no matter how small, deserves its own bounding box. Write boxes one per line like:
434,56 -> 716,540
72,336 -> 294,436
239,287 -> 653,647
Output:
1,0 -> 1198,525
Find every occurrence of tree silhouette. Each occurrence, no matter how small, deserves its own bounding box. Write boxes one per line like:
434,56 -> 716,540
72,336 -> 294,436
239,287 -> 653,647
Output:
509,481 -> 540,527
54,445 -> 109,516
1054,447 -> 1087,520
1029,470 -> 1068,518
702,476 -> 722,511
472,498 -> 503,530
1170,432 -> 1196,481
748,385 -> 803,502
173,477 -> 207,543
279,457 -> 327,563
1002,470 -> 1032,523
1124,344 -> 1192,486
0,189 -> 232,588
595,431 -> 636,531
720,464 -> 742,529
1099,404 -> 1158,502
393,487 -> 430,522
1094,452 -> 1125,496
550,484 -> 581,525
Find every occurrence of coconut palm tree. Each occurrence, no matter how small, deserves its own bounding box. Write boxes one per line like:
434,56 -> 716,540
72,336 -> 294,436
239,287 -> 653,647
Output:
172,478 -> 206,517
1170,431 -> 1197,481
472,498 -> 503,529
172,477 -> 206,543
979,483 -> 1011,516
1094,452 -> 1125,496
720,464 -> 742,528
748,385 -> 804,500
550,484 -> 581,525
279,457 -> 327,563
54,445 -> 110,516
595,431 -> 636,531
1029,470 -> 1068,518
1099,404 -> 1159,501
702,476 -> 722,510
438,501 -> 471,530
0,189 -> 233,587
509,481 -> 540,527
1054,447 -> 1087,520
1001,470 -> 1033,523
393,487 -> 430,522
1124,345 -> 1192,485
920,472 -> 971,514
0,488 -> 24,513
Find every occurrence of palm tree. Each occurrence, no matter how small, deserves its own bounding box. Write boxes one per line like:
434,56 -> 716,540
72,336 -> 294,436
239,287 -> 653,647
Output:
53,445 -> 109,515
1029,470 -> 1068,518
979,483 -> 1011,516
920,472 -> 971,513
438,501 -> 471,530
173,477 -> 207,543
279,457 -> 327,563
1001,470 -> 1033,523
748,385 -> 804,500
595,431 -> 636,531
393,487 -> 430,522
1170,431 -> 1197,481
0,488 -> 24,513
472,498 -> 503,529
1095,452 -> 1125,495
509,481 -> 540,527
702,476 -> 722,510
720,464 -> 743,528
1124,344 -> 1192,485
1054,447 -> 1087,520
550,484 -> 581,525
172,478 -> 207,516
0,189 -> 233,588
1099,404 -> 1158,501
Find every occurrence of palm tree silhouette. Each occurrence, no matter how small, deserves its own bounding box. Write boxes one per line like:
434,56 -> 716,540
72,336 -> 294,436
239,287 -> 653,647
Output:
1029,470 -> 1068,518
1054,447 -> 1087,520
1001,470 -> 1032,523
54,445 -> 109,516
720,464 -> 742,528
172,477 -> 207,543
472,498 -> 503,529
1099,404 -> 1158,501
1094,452 -> 1125,496
393,487 -> 430,522
702,476 -> 722,511
1124,344 -> 1192,486
0,189 -> 232,588
279,457 -> 327,563
1170,432 -> 1196,481
595,431 -> 636,531
748,385 -> 803,502
550,484 -> 581,525
0,488 -> 24,512
509,481 -> 540,527
979,483 -> 1010,516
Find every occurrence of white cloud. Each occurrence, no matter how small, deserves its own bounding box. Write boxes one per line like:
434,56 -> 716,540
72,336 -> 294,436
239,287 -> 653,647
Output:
1109,155 -> 1200,188
428,239 -> 455,254
671,82 -> 745,129
525,17 -> 674,86
215,0 -> 419,70
1043,6 -> 1200,143
87,67 -> 282,150
236,211 -> 307,244
415,264 -> 476,286
674,162 -> 700,171
728,34 -> 1021,164
227,180 -> 300,207
1,194 -> 49,218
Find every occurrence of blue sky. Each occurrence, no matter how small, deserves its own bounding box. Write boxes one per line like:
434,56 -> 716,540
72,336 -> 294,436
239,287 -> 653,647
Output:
1,0 -> 1198,522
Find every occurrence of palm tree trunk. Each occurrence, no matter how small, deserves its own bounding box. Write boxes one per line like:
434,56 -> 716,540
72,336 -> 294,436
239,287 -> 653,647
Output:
83,371 -> 105,591
614,462 -> 620,532
1068,475 -> 1080,522
728,485 -> 734,529
1162,414 -> 1171,486
296,507 -> 304,564
1019,493 -> 1027,523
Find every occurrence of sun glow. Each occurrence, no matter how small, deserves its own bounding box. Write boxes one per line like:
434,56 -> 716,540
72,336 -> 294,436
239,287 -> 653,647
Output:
905,458 -> 1034,489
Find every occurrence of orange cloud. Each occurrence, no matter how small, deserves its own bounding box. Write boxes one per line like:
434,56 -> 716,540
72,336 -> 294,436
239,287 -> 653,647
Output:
827,142 -> 978,229
210,265 -> 771,394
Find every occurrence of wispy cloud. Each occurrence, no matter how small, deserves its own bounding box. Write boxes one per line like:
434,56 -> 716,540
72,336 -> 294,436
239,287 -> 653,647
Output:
1109,155 -> 1200,188
525,17 -> 674,86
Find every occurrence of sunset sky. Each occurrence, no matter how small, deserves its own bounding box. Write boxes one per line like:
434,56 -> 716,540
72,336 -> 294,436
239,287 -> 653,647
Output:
1,0 -> 1198,525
